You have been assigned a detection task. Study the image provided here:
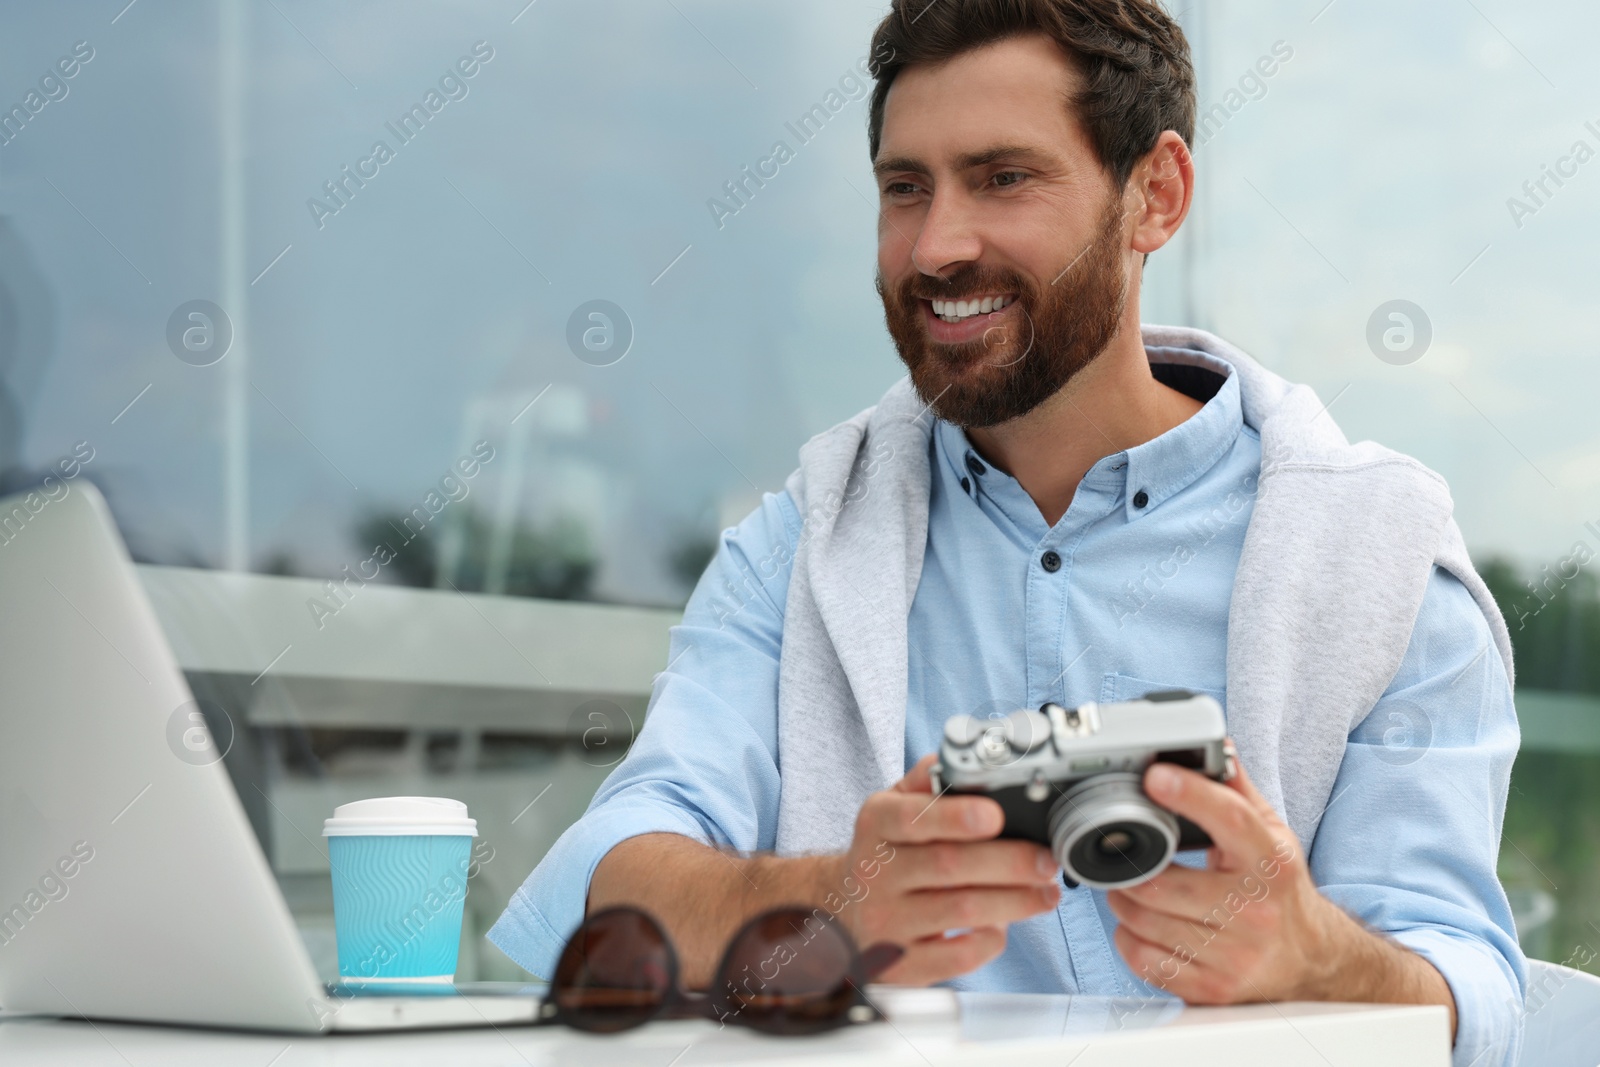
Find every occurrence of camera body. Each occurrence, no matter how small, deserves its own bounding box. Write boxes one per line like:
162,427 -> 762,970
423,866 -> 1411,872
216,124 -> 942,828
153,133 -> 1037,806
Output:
930,690 -> 1234,890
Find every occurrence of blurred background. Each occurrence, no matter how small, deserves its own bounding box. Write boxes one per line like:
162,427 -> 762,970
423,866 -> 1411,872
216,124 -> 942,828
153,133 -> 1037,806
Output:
0,0 -> 1595,979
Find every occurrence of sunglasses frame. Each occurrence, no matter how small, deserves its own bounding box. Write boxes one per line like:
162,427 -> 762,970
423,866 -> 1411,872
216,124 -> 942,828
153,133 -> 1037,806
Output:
537,904 -> 892,1036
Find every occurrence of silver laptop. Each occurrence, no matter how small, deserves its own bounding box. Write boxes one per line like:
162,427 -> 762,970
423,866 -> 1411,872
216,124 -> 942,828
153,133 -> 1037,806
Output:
0,481 -> 544,1032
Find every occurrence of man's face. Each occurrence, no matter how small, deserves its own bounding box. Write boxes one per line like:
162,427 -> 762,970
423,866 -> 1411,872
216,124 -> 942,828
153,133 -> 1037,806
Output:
873,34 -> 1131,428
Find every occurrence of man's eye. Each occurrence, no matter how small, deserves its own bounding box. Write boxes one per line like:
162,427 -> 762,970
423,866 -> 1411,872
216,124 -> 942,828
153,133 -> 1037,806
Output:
993,171 -> 1027,188
884,181 -> 919,197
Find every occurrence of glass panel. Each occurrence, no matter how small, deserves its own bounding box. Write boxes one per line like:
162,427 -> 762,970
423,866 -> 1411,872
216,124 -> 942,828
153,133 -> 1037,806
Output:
1193,0 -> 1599,972
5,0 -> 1596,980
0,0 -> 923,609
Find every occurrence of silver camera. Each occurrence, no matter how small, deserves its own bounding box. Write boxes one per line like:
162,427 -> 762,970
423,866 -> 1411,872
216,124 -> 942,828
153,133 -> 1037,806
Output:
930,690 -> 1234,890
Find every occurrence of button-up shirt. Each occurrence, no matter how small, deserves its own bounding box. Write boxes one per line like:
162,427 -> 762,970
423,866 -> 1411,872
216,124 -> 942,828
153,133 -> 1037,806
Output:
490,351 -> 1525,1066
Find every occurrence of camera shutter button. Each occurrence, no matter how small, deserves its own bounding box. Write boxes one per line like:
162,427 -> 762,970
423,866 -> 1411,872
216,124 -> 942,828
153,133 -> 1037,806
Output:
1004,710 -> 1049,753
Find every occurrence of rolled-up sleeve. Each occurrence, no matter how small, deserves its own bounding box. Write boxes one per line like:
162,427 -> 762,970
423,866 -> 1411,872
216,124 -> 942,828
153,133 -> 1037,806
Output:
1310,566 -> 1527,1067
487,490 -> 801,978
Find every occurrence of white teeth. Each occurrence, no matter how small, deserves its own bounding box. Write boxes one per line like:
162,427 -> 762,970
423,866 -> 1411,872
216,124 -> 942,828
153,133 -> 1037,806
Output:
931,294 -> 1012,322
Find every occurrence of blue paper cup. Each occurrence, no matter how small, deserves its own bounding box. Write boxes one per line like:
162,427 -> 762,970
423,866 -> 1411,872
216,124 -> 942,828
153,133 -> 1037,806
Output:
323,797 -> 478,983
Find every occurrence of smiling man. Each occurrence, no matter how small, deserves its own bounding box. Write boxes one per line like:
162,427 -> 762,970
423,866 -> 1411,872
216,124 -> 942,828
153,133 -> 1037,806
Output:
490,3 -> 1526,1064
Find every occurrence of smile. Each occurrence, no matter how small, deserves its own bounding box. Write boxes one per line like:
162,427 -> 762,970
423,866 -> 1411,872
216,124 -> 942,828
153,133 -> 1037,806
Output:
928,294 -> 1015,323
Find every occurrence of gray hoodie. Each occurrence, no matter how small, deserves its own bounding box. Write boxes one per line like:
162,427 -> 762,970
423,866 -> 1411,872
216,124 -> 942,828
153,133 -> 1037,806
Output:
771,324 -> 1513,856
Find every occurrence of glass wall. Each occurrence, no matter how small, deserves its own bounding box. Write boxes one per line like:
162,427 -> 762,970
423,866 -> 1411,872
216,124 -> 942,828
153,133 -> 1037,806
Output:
1189,0 -> 1600,972
0,0 -> 955,609
2,0 -> 1595,977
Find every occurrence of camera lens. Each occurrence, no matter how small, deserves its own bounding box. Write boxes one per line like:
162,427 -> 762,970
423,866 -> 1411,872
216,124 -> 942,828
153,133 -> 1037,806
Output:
1096,829 -> 1134,855
1047,773 -> 1178,889
1072,821 -> 1171,885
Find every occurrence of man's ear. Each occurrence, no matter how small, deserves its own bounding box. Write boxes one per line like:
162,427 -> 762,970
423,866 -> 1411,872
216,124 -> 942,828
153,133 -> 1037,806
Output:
1128,131 -> 1194,257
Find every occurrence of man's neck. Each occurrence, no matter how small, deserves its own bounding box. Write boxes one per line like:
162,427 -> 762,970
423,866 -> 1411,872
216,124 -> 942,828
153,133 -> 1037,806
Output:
964,324 -> 1205,528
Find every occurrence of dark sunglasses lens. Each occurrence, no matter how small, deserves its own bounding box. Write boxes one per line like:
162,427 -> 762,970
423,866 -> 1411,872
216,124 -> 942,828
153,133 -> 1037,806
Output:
716,909 -> 864,1034
552,908 -> 675,1032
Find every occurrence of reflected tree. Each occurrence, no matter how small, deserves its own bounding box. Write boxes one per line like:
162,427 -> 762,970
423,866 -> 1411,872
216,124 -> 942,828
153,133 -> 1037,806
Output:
353,506 -> 596,601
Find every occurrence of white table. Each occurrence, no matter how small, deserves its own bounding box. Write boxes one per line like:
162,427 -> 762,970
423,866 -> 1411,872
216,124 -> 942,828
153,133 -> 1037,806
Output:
0,991 -> 1449,1066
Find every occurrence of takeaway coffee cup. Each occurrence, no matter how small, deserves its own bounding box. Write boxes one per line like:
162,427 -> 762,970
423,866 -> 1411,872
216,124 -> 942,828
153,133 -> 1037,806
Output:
322,797 -> 478,983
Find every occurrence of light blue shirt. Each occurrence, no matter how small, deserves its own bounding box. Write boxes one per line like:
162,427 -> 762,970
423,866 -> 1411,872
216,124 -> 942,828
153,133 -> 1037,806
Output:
490,352 -> 1525,1066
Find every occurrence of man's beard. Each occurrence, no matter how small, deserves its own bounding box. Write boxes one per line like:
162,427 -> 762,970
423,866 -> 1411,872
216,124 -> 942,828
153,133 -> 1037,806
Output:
877,194 -> 1129,429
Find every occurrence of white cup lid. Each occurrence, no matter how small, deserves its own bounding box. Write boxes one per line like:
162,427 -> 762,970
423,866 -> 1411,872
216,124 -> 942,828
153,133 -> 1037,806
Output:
322,796 -> 477,837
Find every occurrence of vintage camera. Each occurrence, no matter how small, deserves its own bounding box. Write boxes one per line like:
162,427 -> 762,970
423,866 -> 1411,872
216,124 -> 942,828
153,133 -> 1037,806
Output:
930,691 -> 1235,890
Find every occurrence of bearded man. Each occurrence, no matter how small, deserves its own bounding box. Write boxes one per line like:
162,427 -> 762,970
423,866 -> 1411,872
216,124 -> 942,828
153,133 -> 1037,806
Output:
492,3 -> 1526,1064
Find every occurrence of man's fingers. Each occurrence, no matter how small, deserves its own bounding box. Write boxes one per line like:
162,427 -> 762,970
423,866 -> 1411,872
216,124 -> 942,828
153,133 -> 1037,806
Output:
892,839 -> 1059,890
875,926 -> 1007,987
892,884 -> 1060,941
858,788 -> 1004,845
1111,863 -> 1254,921
1144,763 -> 1277,861
1111,923 -> 1231,994
894,754 -> 939,794
1106,889 -> 1217,954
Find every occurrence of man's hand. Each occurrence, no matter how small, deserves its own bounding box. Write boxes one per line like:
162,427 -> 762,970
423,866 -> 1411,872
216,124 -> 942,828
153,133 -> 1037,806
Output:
1105,752 -> 1458,1037
828,754 -> 1062,985
591,754 -> 1059,989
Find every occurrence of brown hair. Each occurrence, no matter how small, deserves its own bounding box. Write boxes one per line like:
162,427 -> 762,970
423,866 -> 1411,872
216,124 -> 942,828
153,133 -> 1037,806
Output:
866,0 -> 1195,190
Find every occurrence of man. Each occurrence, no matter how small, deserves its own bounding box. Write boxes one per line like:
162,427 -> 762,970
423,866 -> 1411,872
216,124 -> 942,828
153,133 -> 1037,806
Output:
490,2 -> 1525,1063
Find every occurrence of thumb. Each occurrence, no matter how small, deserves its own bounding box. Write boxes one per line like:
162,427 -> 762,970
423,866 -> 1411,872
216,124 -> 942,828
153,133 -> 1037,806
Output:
894,753 -> 938,794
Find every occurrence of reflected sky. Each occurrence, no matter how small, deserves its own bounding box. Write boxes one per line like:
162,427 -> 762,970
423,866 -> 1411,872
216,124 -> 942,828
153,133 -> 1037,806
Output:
0,0 -> 1595,605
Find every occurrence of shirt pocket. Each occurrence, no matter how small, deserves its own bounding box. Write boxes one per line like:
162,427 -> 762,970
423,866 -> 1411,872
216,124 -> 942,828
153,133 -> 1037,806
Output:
1100,672 -> 1226,720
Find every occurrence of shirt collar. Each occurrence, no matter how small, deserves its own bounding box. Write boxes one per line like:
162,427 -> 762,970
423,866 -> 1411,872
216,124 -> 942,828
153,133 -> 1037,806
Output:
933,347 -> 1243,523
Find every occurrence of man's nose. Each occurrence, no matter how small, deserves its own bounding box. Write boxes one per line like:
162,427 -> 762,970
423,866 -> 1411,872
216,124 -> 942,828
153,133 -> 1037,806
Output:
911,188 -> 983,277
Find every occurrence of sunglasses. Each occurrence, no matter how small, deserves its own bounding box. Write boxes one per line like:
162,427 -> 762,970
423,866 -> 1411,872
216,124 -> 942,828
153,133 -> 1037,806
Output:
537,905 -> 905,1035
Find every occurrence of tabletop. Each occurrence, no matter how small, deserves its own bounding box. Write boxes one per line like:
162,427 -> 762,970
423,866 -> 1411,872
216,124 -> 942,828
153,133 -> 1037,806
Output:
0,990 -> 1451,1067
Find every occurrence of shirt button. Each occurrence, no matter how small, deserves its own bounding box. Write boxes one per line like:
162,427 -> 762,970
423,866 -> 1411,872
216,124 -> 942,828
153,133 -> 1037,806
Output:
1133,489 -> 1149,508
960,476 -> 971,494
1040,550 -> 1061,573
966,454 -> 987,476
